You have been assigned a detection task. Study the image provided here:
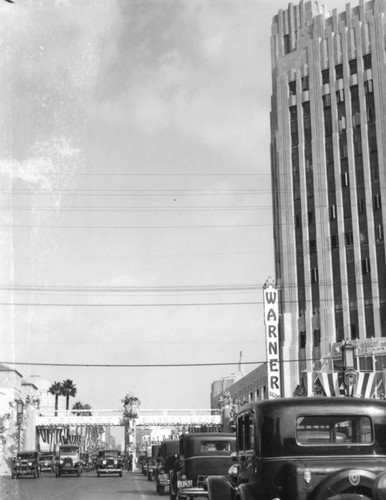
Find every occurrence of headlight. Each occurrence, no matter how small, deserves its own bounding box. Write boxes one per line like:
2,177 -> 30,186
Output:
181,474 -> 187,480
28,462 -> 32,466
114,459 -> 118,465
60,460 -> 64,464
304,469 -> 312,484
102,460 -> 106,465
15,462 -> 20,467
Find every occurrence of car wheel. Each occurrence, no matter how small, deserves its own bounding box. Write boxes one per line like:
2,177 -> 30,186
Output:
97,471 -> 100,477
34,470 -> 37,479
119,471 -> 123,477
309,469 -> 376,500
77,469 -> 81,477
159,485 -> 165,496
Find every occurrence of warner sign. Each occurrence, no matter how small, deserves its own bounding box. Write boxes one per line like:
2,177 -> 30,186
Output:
263,278 -> 281,399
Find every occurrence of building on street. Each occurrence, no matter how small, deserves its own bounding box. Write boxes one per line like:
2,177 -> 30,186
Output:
270,0 -> 386,395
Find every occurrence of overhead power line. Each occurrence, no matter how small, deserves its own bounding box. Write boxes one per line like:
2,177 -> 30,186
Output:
0,223 -> 267,230
0,358 -> 318,368
0,300 -> 262,307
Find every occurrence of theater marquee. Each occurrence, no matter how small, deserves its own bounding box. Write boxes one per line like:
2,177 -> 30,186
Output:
263,278 -> 281,399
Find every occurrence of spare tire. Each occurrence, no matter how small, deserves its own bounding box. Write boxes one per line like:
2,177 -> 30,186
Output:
309,469 -> 377,500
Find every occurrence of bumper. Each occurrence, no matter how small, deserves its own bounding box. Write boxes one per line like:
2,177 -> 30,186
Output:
98,468 -> 122,474
178,487 -> 208,498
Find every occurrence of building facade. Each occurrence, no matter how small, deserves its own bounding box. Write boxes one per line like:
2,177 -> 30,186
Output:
210,364 -> 268,410
270,0 -> 386,395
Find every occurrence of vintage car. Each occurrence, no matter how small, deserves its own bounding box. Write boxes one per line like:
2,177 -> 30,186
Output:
155,439 -> 180,495
96,449 -> 123,477
12,451 -> 41,479
56,444 -> 83,477
38,452 -> 55,473
206,397 -> 386,500
170,433 -> 236,500
147,445 -> 160,481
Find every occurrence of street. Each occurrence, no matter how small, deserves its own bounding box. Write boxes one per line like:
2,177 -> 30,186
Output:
0,470 -> 160,500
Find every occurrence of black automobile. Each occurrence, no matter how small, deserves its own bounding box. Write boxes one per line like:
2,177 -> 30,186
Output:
38,452 -> 55,473
12,451 -> 41,479
56,445 -> 82,477
155,439 -> 179,495
96,449 -> 123,477
170,433 -> 236,500
206,397 -> 386,500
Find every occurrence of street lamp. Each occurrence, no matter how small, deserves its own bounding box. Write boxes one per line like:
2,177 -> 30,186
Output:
342,341 -> 357,395
16,399 -> 24,452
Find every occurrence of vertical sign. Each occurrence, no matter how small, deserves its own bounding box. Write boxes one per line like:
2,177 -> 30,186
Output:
263,277 -> 281,399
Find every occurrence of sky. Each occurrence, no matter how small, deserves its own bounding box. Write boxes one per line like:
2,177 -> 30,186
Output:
0,0 -> 351,417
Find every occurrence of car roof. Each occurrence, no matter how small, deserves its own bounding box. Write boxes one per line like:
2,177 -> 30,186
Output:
238,397 -> 386,416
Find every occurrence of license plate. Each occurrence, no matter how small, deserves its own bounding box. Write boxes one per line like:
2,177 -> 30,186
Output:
178,480 -> 192,488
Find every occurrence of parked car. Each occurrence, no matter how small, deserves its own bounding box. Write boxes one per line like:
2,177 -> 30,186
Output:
206,397 -> 386,500
56,445 -> 82,477
147,445 -> 160,481
155,439 -> 180,495
170,433 -> 236,500
38,452 -> 55,473
96,449 -> 123,477
12,451 -> 41,479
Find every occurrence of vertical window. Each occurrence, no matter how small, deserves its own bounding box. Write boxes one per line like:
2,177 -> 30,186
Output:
311,268 -> 318,283
302,76 -> 309,91
335,64 -> 343,79
289,80 -> 296,96
342,172 -> 349,187
375,225 -> 383,241
365,79 -> 373,94
336,89 -> 345,102
362,258 -> 370,274
330,204 -> 336,220
284,34 -> 290,54
322,69 -> 329,84
363,54 -> 372,70
349,59 -> 357,74
373,194 -> 381,210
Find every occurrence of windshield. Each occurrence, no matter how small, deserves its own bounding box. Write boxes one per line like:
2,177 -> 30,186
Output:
60,447 -> 79,456
17,453 -> 36,460
100,450 -> 120,457
200,440 -> 232,452
296,415 -> 373,445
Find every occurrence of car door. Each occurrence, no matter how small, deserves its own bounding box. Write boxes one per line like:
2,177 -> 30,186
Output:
236,411 -> 256,485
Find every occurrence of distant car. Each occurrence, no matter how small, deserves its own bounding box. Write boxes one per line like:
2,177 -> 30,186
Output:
80,452 -> 92,472
170,433 -> 236,500
155,439 -> 179,495
96,449 -> 123,477
12,451 -> 41,479
206,397 -> 386,500
56,445 -> 82,477
38,453 -> 55,473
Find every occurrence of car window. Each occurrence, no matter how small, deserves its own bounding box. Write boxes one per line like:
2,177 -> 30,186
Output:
296,415 -> 373,445
200,441 -> 232,452
237,412 -> 255,452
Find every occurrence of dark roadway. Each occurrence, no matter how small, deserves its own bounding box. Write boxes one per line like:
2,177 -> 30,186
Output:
0,470 -> 160,500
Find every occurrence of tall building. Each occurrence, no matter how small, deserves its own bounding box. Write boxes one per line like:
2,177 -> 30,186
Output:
270,0 -> 386,395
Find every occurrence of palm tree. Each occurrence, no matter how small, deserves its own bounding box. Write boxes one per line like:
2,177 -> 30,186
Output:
61,379 -> 77,410
72,401 -> 92,416
48,381 -> 63,416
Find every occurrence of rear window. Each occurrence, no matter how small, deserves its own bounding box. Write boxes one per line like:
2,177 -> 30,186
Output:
296,415 -> 373,445
200,440 -> 232,452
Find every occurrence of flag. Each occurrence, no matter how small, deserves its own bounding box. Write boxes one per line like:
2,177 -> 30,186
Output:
353,372 -> 376,398
318,372 -> 346,397
38,427 -> 49,443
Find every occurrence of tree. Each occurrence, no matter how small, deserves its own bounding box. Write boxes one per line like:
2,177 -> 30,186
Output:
72,401 -> 92,416
61,379 -> 77,410
48,381 -> 63,416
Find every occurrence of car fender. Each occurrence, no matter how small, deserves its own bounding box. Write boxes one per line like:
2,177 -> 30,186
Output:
236,482 -> 263,500
373,471 -> 386,500
309,469 -> 377,500
206,475 -> 234,500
